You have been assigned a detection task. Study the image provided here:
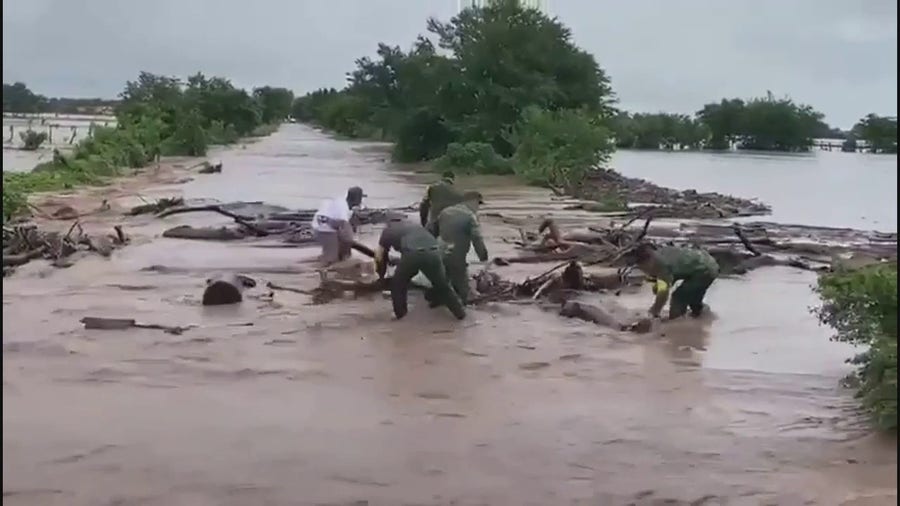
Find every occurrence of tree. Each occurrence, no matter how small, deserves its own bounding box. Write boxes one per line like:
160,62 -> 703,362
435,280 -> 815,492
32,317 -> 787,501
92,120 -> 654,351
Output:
295,0 -> 617,166
3,82 -> 48,113
253,86 -> 295,124
507,106 -> 612,189
696,99 -> 745,149
853,114 -> 897,154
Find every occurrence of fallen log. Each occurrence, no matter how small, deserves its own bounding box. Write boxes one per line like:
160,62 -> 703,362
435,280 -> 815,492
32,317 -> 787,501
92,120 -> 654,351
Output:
162,225 -> 247,241
3,246 -> 46,267
202,274 -> 256,306
157,205 -> 269,237
559,300 -> 652,333
128,197 -> 184,216
80,316 -> 192,335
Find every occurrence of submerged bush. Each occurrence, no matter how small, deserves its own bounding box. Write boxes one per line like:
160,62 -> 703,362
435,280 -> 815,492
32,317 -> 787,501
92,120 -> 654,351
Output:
19,129 -> 48,151
814,262 -> 898,431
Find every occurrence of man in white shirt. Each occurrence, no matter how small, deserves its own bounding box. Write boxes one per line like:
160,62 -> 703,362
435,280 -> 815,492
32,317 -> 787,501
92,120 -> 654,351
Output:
312,186 -> 365,265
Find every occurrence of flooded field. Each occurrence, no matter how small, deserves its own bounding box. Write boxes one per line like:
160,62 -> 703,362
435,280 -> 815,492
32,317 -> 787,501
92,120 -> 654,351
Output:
3,124 -> 897,505
2,114 -> 115,173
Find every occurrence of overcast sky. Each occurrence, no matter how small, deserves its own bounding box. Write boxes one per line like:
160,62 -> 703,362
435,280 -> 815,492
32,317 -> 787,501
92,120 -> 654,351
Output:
3,0 -> 896,128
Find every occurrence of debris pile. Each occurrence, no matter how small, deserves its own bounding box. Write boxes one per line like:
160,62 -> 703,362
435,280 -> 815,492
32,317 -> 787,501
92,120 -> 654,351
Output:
3,221 -> 129,275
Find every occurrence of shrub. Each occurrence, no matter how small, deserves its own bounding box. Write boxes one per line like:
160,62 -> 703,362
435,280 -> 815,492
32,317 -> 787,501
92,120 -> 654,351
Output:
814,262 -> 898,430
508,106 -> 613,188
19,129 -> 48,151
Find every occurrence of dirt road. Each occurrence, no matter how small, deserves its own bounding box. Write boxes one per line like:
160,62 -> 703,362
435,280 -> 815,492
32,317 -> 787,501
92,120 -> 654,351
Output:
3,125 -> 896,505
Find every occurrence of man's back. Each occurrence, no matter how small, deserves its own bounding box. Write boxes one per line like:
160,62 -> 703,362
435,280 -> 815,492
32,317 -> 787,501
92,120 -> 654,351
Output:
656,246 -> 719,280
426,182 -> 465,221
437,203 -> 487,260
379,221 -> 438,253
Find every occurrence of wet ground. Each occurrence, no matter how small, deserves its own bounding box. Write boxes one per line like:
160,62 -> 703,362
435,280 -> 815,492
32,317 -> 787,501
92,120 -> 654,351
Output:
3,124 -> 897,505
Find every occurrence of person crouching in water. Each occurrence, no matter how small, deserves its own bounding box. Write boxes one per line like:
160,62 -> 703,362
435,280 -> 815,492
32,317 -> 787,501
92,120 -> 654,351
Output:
312,186 -> 365,266
432,190 -> 488,305
629,242 -> 719,320
374,218 -> 466,320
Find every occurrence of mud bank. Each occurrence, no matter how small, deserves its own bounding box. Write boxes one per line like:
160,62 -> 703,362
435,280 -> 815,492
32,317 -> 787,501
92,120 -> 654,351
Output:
3,124 -> 897,506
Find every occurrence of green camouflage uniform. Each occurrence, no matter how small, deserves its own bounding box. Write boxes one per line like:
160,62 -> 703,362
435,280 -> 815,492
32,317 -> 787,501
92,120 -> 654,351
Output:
377,221 -> 466,320
419,181 -> 465,234
434,203 -> 488,304
653,246 -> 719,318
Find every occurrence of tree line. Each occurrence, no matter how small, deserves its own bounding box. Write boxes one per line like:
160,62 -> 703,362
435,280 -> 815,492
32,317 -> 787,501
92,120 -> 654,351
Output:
3,73 -> 293,220
613,96 -> 897,154
3,82 -> 118,115
291,0 -> 616,190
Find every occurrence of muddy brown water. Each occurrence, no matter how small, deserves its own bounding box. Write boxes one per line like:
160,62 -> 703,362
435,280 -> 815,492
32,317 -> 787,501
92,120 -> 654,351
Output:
3,125 -> 897,505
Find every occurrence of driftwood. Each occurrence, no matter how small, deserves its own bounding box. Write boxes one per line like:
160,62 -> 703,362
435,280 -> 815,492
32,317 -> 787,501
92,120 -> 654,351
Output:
3,222 -> 130,274
80,316 -> 192,335
499,216 -> 895,276
158,205 -> 269,236
128,197 -> 184,216
162,225 -> 247,241
559,301 -> 652,334
198,161 -> 223,174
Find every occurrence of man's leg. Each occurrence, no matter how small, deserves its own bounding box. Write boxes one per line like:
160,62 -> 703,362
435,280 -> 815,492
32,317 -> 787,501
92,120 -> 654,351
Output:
390,254 -> 419,320
315,230 -> 340,265
687,273 -> 715,317
445,254 -> 470,304
420,252 -> 466,320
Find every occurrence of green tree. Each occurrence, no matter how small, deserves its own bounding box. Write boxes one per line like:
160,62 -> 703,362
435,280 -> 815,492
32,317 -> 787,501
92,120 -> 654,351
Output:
508,106 -> 612,189
853,114 -> 897,154
253,86 -> 295,124
696,98 -> 745,149
737,94 -> 823,151
295,0 -> 616,166
2,82 -> 48,113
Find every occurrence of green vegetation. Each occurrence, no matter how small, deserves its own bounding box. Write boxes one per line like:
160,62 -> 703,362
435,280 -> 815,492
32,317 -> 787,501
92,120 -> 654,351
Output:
852,114 -> 897,154
2,74 -> 289,221
814,262 -> 898,431
292,0 -> 615,190
616,93 -> 827,152
611,112 -> 708,150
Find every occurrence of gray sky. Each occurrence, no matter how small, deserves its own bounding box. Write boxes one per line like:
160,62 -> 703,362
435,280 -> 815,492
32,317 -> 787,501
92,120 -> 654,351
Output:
3,0 -> 896,128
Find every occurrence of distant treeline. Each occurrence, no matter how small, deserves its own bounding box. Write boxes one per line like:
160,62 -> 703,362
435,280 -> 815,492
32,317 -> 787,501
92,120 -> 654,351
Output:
612,95 -> 897,154
3,73 -> 293,221
3,82 -> 119,115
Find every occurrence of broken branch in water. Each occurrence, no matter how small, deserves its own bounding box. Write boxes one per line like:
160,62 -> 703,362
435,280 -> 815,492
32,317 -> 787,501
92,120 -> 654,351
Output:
80,316 -> 193,335
157,204 -> 269,237
128,197 -> 184,216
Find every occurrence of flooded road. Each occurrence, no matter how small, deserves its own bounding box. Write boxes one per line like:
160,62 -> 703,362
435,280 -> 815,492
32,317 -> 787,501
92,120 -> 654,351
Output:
3,125 -> 897,505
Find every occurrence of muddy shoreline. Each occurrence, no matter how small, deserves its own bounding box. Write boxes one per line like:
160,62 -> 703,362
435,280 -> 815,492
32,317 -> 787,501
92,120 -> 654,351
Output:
3,124 -> 896,506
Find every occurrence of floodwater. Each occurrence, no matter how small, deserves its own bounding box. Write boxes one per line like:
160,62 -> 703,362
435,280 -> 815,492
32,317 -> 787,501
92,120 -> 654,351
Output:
3,124 -> 897,505
2,114 -> 114,173
612,149 -> 898,232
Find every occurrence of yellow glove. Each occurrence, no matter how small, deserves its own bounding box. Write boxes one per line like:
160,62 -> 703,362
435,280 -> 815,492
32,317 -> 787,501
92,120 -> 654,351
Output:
654,279 -> 668,294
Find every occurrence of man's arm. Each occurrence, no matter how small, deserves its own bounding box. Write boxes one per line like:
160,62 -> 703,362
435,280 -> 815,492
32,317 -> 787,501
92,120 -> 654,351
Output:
470,218 -> 489,262
375,228 -> 391,279
419,187 -> 431,226
648,277 -> 672,318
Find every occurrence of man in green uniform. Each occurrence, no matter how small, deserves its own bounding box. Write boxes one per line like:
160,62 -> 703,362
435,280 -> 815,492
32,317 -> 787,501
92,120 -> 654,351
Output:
628,242 -> 719,320
419,171 -> 465,234
374,218 -> 467,320
432,191 -> 488,304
